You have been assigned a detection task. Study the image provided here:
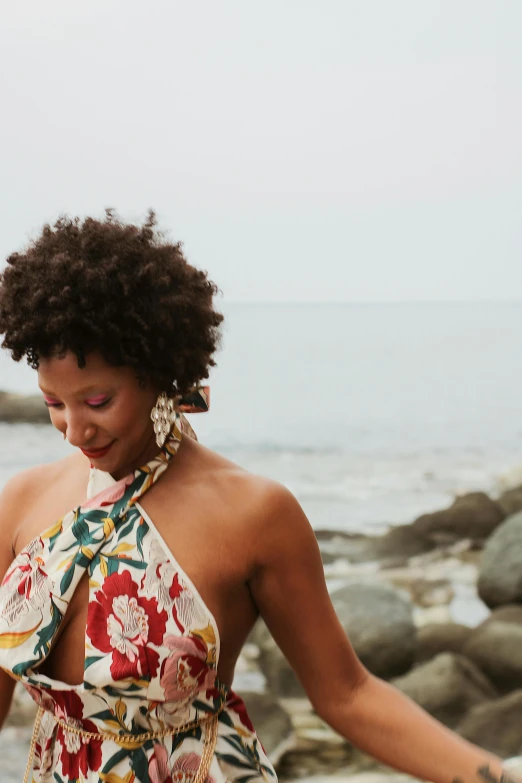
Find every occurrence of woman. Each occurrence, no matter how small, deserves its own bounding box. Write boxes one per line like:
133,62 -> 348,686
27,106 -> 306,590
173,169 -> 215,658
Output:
0,212 -> 517,783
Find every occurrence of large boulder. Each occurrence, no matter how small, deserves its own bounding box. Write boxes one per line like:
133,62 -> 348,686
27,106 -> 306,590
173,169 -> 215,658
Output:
456,690 -> 522,758
415,623 -> 473,664
412,493 -> 505,546
257,583 -> 416,697
478,604 -> 522,630
392,653 -> 497,729
462,622 -> 522,693
0,392 -> 49,424
329,583 -> 416,678
478,512 -> 522,608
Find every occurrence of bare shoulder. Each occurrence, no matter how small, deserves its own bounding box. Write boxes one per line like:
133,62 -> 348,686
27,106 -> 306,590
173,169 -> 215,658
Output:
190,440 -> 313,557
0,453 -> 81,550
0,453 -> 78,506
189,439 -> 298,514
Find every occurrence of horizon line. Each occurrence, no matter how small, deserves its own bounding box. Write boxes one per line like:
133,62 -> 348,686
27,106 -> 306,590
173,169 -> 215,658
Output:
222,298 -> 522,305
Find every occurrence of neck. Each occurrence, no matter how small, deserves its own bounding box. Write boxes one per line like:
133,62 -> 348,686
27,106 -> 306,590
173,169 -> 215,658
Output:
112,433 -> 169,481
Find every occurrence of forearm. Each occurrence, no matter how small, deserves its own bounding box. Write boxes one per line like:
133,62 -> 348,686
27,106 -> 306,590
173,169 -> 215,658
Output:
319,674 -> 514,783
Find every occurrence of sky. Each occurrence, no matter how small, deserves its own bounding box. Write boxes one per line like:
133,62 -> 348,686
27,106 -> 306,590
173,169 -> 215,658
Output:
0,1 -> 521,302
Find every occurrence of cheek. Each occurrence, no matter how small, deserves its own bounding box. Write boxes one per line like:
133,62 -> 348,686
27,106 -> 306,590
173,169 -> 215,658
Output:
110,399 -> 152,436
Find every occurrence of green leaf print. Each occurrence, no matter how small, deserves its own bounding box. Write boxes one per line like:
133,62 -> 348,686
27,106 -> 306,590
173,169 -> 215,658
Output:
34,598 -> 63,658
84,655 -> 103,670
100,747 -> 129,775
129,746 -> 149,782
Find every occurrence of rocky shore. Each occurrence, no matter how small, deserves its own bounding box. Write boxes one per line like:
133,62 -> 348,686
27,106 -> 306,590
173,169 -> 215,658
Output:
2,394 -> 522,780
239,487 -> 522,778
0,391 -> 49,423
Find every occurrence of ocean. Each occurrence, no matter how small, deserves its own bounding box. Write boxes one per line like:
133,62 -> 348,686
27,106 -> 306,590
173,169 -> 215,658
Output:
1,301 -> 522,534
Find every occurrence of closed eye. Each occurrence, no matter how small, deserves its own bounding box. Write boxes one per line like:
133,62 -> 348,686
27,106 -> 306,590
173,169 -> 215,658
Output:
43,400 -> 112,409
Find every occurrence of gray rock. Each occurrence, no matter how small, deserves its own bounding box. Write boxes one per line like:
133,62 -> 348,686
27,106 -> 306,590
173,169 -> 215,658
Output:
463,622 -> 522,693
456,690 -> 522,758
257,583 -> 416,697
412,493 -> 505,546
239,692 -> 294,764
0,392 -> 49,424
392,653 -> 497,729
478,512 -> 522,608
416,624 -> 473,664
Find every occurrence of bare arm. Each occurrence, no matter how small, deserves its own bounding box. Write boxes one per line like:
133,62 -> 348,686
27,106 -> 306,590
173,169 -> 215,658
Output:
248,482 -> 515,783
0,473 -> 31,728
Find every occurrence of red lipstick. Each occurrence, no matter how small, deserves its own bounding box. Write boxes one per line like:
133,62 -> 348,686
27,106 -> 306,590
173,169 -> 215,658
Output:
80,441 -> 115,459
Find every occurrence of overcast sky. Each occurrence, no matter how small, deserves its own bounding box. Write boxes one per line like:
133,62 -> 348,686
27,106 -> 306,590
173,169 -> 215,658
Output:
1,1 -> 521,302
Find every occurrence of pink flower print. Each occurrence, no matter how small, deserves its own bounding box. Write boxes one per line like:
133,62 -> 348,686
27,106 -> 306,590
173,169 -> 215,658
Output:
142,539 -> 183,616
149,746 -> 215,783
83,473 -> 134,509
160,635 -> 216,702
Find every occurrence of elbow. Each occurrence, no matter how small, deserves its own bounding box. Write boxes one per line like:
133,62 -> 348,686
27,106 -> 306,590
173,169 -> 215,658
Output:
311,666 -> 372,729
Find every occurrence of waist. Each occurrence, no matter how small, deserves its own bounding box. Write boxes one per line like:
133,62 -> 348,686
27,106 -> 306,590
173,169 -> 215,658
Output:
50,702 -> 224,750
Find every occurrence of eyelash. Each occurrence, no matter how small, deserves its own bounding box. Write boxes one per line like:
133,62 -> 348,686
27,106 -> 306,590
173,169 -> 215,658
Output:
44,400 -> 111,410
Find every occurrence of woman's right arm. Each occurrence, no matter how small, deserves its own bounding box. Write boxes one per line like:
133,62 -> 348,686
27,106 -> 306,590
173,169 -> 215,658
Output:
0,473 -> 30,728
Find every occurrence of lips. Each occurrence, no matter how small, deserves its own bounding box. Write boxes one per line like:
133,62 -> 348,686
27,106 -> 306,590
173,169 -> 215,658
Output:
80,441 -> 115,459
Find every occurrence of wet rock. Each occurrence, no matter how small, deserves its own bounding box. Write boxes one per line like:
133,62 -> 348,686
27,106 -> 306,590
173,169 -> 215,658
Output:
463,622 -> 522,693
412,493 -> 505,546
415,623 -> 473,664
0,392 -> 49,424
240,692 -> 294,764
478,512 -> 522,608
456,690 -> 522,758
392,653 -> 497,729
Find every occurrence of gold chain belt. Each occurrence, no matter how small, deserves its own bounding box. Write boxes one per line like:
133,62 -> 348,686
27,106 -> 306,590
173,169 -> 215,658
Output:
24,704 -> 222,783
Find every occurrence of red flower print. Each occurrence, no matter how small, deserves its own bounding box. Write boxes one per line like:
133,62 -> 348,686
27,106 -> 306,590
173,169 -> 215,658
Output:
149,746 -> 215,783
87,569 -> 167,681
160,634 -> 216,702
227,690 -> 255,733
52,690 -> 103,779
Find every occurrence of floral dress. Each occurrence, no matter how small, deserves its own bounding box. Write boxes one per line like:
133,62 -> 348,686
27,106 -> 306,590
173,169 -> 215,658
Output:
0,415 -> 277,783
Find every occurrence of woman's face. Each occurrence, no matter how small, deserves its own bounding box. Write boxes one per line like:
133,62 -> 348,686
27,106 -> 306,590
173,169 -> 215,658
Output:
38,351 -> 161,480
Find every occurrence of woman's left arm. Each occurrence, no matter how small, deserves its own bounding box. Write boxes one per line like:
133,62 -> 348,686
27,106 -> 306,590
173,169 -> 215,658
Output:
247,481 -> 518,783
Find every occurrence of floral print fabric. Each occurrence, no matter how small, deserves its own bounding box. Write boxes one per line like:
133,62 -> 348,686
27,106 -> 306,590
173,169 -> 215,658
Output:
0,414 -> 277,782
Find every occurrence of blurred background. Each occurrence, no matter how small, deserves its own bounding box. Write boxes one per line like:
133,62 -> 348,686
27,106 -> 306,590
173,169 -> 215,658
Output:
1,1 -> 522,780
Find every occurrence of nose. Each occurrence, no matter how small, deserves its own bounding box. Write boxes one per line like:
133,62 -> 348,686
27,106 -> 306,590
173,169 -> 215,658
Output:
64,412 -> 97,447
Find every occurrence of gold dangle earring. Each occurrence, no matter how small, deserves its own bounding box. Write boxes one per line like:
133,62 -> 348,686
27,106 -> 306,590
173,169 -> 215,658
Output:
150,392 -> 177,449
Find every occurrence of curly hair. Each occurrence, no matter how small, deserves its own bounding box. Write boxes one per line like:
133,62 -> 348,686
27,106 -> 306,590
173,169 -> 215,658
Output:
0,210 -> 224,395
